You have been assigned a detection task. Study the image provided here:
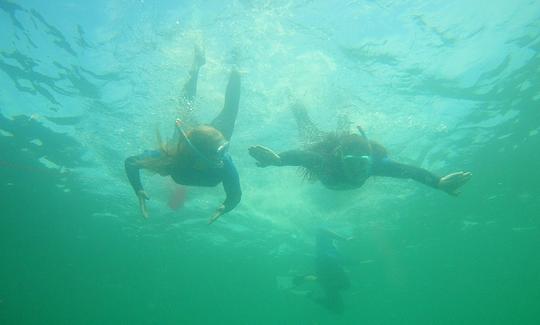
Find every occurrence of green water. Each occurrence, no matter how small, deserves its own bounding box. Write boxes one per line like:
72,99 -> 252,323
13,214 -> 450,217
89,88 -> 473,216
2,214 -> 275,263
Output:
1,0 -> 539,324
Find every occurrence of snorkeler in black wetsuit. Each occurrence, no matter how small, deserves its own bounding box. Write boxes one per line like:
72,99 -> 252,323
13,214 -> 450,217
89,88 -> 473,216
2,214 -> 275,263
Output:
249,103 -> 472,194
125,47 -> 241,224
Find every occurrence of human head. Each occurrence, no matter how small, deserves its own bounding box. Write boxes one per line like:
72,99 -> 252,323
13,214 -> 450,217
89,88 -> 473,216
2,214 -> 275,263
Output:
338,134 -> 373,184
339,134 -> 371,157
182,125 -> 229,168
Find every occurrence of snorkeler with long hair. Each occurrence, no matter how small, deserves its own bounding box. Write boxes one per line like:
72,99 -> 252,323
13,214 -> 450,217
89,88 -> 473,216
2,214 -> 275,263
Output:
248,103 -> 471,194
125,48 -> 241,224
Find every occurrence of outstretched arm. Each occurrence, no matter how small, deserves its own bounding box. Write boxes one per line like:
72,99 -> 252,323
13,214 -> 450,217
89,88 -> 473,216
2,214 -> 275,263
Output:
248,145 -> 322,169
124,150 -> 163,218
209,155 -> 242,224
372,158 -> 471,195
125,155 -> 147,195
372,158 -> 440,188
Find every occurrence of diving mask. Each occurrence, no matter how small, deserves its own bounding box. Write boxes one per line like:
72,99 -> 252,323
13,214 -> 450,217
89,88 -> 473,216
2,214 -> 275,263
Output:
342,154 -> 372,180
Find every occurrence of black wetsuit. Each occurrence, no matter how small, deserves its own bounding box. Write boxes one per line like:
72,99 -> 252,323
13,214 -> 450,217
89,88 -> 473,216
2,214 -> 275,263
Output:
124,69 -> 242,213
125,151 -> 241,213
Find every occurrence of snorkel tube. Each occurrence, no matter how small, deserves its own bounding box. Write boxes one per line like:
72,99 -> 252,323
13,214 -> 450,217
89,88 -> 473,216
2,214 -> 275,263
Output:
175,119 -> 229,168
356,125 -> 373,170
356,125 -> 372,153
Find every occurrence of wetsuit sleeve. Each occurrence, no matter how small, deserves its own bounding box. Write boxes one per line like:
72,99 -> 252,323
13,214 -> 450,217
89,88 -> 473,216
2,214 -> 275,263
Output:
372,158 -> 440,189
221,155 -> 242,213
278,150 -> 322,169
124,150 -> 162,194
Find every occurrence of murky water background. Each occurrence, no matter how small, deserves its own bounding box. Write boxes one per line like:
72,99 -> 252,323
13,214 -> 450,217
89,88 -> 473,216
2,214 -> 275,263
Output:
1,1 -> 539,324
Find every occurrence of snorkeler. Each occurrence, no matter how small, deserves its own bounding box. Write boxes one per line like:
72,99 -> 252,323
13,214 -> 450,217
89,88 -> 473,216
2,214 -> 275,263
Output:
248,103 -> 471,194
287,228 -> 351,314
312,228 -> 351,313
125,47 -> 241,224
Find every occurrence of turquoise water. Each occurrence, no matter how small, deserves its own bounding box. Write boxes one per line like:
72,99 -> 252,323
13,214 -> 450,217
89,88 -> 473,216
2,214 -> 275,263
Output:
1,0 -> 539,324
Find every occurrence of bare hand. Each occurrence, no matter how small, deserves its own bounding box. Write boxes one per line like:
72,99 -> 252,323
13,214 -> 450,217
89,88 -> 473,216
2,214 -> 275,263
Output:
208,205 -> 225,225
438,171 -> 472,196
248,145 -> 281,167
137,190 -> 150,218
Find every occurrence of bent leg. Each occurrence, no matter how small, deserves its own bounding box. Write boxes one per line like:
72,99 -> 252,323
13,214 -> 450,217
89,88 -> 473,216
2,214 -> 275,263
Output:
178,46 -> 205,129
210,69 -> 241,140
181,46 -> 206,101
290,102 -> 325,145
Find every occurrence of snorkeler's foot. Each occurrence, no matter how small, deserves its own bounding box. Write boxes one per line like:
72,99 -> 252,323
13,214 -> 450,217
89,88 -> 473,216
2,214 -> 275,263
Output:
290,102 -> 309,122
438,171 -> 472,196
248,145 -> 281,167
226,46 -> 242,66
194,45 -> 206,68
